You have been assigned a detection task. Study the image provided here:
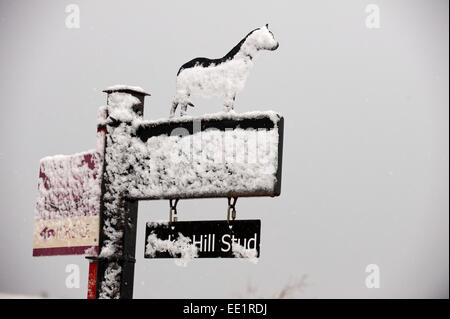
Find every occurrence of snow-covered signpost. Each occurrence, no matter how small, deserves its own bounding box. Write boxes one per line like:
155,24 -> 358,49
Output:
33,25 -> 283,299
33,85 -> 284,298
91,86 -> 283,299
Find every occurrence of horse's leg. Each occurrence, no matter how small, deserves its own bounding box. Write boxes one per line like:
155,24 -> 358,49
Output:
224,94 -> 236,112
180,92 -> 194,116
171,90 -> 190,117
170,100 -> 178,118
180,103 -> 188,117
186,92 -> 194,108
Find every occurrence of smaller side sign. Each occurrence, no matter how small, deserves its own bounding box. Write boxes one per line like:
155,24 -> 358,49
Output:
33,151 -> 102,257
145,220 -> 261,259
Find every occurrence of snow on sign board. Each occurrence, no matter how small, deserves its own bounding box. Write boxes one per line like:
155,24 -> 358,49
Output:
128,111 -> 284,199
145,220 -> 261,260
33,151 -> 103,256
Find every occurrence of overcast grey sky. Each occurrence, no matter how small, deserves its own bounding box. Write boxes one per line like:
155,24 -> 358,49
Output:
0,0 -> 448,298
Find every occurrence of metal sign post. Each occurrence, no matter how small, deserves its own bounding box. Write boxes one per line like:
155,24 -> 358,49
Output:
89,87 -> 149,299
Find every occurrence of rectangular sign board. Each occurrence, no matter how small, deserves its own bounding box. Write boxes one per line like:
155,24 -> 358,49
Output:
145,219 -> 261,259
130,111 -> 283,200
33,151 -> 102,256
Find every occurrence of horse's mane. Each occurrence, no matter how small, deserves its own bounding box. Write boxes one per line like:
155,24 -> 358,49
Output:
177,28 -> 260,75
222,28 -> 260,60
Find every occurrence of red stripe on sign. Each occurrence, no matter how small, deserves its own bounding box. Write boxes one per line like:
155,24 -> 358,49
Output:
87,261 -> 98,299
32,246 -> 98,256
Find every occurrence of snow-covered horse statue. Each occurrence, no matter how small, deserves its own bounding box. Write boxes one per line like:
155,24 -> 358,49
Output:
170,24 -> 279,118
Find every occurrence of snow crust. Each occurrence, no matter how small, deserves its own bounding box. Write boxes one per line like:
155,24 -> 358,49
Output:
98,262 -> 121,299
175,58 -> 253,100
146,220 -> 170,227
84,246 -> 98,256
97,105 -> 108,127
148,110 -> 281,127
35,151 -> 103,220
237,26 -> 279,58
128,126 -> 279,199
97,93 -> 142,262
146,232 -> 199,267
232,242 -> 258,264
107,92 -> 141,122
103,84 -> 150,95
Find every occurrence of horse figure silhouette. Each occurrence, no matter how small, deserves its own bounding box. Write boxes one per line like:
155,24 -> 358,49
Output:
170,24 -> 279,118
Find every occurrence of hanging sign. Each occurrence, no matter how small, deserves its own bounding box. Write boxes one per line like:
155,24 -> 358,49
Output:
145,219 -> 261,259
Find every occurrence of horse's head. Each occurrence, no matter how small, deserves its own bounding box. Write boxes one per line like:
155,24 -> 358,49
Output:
250,24 -> 279,51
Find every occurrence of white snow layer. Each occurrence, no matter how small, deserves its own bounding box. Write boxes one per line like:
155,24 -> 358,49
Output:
103,84 -> 150,95
101,106 -> 281,200
97,105 -> 108,127
109,111 -> 282,199
97,92 -> 143,261
232,242 -> 258,264
128,125 -> 279,199
98,262 -> 122,299
35,151 -> 103,220
146,232 -> 199,267
146,220 -> 170,227
175,58 -> 253,100
148,110 -> 281,126
107,92 -> 141,122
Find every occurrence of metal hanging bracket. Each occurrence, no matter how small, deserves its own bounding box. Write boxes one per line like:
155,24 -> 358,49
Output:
169,199 -> 180,223
227,197 -> 238,223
